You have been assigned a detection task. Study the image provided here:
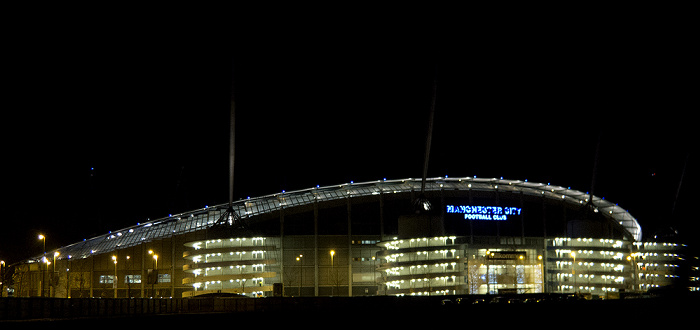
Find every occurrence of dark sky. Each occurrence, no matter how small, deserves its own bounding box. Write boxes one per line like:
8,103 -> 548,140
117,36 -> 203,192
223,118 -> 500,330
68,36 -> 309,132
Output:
2,16 -> 697,264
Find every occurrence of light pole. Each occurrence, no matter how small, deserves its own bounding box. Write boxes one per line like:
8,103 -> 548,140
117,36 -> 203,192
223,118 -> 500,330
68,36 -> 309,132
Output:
53,252 -> 59,298
153,254 -> 158,297
330,250 -> 335,296
38,234 -> 46,252
53,252 -> 59,273
148,250 -> 158,297
38,234 -> 46,297
0,260 -> 5,297
538,255 -> 543,293
125,256 -> 131,297
296,254 -> 303,296
112,255 -> 118,297
571,252 -> 577,294
372,256 -> 376,295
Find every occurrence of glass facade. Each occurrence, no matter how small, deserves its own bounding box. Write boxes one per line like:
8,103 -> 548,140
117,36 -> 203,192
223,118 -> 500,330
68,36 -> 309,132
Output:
466,248 -> 543,295
377,237 -> 545,296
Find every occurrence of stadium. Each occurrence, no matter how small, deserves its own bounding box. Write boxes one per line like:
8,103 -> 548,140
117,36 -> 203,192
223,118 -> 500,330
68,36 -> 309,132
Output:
7,177 -> 696,299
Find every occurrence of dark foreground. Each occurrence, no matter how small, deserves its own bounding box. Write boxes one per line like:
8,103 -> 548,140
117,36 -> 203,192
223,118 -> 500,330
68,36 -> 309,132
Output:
2,293 -> 698,326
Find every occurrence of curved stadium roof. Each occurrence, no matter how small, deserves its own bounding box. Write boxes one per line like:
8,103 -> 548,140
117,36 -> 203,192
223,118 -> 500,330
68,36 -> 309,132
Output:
40,177 -> 642,263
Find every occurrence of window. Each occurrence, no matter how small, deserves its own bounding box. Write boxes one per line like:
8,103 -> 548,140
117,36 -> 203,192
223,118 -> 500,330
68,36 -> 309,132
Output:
125,275 -> 141,284
158,273 -> 171,283
353,240 -> 379,245
252,251 -> 265,259
353,257 -> 377,262
99,275 -> 114,284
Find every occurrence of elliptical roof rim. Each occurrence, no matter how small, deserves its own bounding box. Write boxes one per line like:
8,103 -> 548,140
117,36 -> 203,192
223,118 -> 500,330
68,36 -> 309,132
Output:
117,176 -> 644,243
24,177 -> 641,264
152,176 -> 641,241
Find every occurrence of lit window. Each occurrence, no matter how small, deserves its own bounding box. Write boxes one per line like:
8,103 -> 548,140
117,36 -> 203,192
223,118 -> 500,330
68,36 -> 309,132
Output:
99,275 -> 115,284
125,275 -> 142,284
158,273 -> 171,283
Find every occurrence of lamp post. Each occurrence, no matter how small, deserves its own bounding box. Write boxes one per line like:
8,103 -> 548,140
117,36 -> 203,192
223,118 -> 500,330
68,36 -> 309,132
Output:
538,255 -> 543,293
53,252 -> 59,298
571,252 -> 577,293
148,250 -> 158,297
38,234 -> 46,297
372,256 -> 376,295
1,260 -> 5,297
330,250 -> 335,296
112,255 -> 118,297
53,252 -> 59,273
153,254 -> 159,297
38,234 -> 46,252
296,254 -> 303,296
125,256 -> 131,297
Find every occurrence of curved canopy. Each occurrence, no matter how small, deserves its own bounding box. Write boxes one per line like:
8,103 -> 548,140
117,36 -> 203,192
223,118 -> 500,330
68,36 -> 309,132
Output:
40,177 -> 642,263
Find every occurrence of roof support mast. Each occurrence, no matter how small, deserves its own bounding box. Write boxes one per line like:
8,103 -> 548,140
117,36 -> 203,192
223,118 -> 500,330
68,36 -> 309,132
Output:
414,66 -> 438,213
421,72 -> 437,195
214,59 -> 242,228
234,65 -> 236,207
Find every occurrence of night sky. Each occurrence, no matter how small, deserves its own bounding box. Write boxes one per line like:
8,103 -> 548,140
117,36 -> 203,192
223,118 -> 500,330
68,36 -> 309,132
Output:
2,16 -> 697,264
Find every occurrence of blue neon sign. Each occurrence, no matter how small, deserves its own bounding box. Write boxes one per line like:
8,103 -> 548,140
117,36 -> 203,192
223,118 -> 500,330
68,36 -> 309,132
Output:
446,205 -> 521,221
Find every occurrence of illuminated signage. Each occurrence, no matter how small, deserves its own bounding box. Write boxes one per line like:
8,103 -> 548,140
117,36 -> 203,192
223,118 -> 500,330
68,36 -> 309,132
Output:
446,205 -> 521,221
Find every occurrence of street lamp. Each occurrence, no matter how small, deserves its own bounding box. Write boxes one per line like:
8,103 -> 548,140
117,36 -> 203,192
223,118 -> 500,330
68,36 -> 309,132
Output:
112,255 -> 118,297
125,256 -> 131,297
1,260 -> 5,297
296,254 -> 303,296
52,251 -> 59,298
571,252 -> 577,293
372,256 -> 377,295
148,250 -> 158,297
38,234 -> 46,252
330,250 -> 336,296
38,234 -> 46,297
148,250 -> 158,268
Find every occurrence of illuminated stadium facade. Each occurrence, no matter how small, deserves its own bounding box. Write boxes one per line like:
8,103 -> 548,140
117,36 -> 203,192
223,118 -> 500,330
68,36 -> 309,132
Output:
10,177 -> 697,299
